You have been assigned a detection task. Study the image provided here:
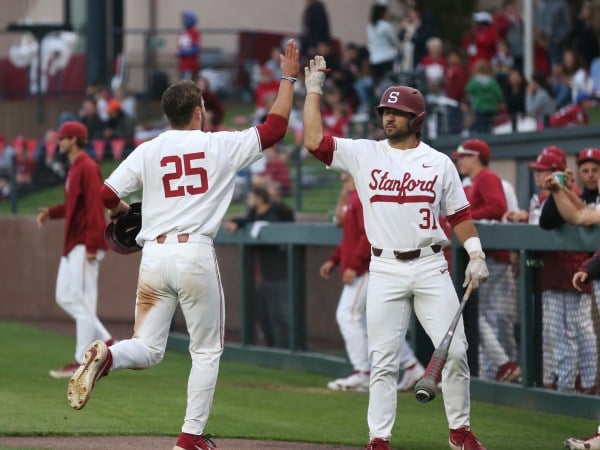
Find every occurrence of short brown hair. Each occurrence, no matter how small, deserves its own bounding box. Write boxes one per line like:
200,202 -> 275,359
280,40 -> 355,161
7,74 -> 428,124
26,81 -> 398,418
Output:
161,80 -> 204,128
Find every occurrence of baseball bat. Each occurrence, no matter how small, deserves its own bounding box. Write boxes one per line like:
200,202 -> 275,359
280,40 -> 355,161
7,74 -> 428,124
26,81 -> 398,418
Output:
414,282 -> 474,403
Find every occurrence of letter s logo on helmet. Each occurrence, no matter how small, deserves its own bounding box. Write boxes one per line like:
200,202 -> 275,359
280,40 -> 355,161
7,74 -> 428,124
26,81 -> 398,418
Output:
375,85 -> 426,133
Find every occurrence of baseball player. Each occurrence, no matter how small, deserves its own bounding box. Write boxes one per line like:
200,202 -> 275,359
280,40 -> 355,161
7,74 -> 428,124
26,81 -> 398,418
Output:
36,121 -> 115,379
66,39 -> 300,450
538,153 -> 598,395
453,139 -> 520,383
303,55 -> 489,450
322,174 -> 425,392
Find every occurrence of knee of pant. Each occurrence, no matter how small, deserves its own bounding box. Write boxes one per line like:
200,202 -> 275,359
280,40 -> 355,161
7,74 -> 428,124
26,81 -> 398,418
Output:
447,339 -> 468,361
147,347 -> 165,366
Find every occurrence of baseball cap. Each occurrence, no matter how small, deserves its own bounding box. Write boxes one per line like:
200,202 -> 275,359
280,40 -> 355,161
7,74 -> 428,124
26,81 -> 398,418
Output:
106,99 -> 122,114
529,150 -> 566,171
453,139 -> 491,161
577,147 -> 600,165
58,121 -> 88,140
473,11 -> 493,24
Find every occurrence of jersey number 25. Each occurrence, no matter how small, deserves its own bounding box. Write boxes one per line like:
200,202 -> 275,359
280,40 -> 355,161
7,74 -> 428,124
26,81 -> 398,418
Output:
161,152 -> 208,198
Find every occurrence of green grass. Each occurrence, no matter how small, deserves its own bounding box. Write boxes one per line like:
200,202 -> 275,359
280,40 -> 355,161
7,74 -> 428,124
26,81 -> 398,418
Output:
0,321 -> 597,449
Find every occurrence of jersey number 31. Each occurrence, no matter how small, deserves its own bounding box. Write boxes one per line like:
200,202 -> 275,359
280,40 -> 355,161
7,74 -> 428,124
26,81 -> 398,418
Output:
161,152 -> 208,198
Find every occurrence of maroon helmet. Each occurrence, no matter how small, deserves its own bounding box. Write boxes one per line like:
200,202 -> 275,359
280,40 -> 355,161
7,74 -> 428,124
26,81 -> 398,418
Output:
375,86 -> 426,132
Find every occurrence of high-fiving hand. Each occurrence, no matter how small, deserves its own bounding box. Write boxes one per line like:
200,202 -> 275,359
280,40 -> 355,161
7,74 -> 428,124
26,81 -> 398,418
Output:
304,55 -> 329,95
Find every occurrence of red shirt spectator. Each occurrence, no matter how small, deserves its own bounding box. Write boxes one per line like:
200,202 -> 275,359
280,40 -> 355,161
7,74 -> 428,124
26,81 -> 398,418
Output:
261,147 -> 292,196
177,10 -> 200,80
445,50 -> 469,101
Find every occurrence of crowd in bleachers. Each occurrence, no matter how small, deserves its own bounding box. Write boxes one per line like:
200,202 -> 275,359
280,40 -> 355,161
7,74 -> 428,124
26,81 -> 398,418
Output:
292,0 -> 600,140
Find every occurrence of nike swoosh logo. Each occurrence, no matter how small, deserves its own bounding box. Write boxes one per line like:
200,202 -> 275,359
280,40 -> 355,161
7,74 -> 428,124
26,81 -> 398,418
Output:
422,164 -> 432,168
440,268 -> 448,274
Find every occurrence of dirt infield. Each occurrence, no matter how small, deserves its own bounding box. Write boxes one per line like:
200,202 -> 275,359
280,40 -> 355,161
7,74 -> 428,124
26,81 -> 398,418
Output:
0,436 -> 361,449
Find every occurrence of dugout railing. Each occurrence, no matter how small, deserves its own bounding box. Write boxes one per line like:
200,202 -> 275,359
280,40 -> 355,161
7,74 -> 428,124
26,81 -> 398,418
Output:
166,221 -> 600,419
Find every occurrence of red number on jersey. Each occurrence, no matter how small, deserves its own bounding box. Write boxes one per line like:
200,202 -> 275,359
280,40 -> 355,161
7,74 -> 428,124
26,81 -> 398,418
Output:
418,208 -> 438,229
161,152 -> 208,198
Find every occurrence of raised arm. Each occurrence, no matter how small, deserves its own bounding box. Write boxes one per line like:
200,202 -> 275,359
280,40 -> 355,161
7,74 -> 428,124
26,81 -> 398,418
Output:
303,56 -> 328,151
266,39 -> 299,119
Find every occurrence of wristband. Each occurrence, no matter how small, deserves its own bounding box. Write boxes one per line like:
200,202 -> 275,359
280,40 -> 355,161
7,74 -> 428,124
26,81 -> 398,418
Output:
281,75 -> 297,84
463,237 -> 483,255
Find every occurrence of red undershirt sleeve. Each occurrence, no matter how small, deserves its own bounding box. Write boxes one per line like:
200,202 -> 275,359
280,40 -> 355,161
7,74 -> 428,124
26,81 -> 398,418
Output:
100,184 -> 121,209
446,206 -> 472,228
310,135 -> 335,166
256,114 -> 289,150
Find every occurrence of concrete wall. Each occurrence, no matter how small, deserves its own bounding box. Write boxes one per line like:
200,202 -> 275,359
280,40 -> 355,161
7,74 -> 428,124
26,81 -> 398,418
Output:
0,217 -> 344,350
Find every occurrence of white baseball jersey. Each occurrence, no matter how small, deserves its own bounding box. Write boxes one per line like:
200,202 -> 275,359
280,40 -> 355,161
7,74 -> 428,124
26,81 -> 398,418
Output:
104,128 -> 263,245
329,138 -> 469,250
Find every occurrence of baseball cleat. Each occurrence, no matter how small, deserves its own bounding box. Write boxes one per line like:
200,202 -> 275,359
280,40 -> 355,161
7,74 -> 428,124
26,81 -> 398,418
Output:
49,362 -> 80,379
67,340 -> 112,410
365,438 -> 390,450
449,426 -> 487,450
326,370 -> 369,392
173,432 -> 217,450
563,426 -> 600,449
398,361 -> 425,391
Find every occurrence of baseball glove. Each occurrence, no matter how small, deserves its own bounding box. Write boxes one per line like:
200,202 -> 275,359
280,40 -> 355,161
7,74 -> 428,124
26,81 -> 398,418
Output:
104,202 -> 142,254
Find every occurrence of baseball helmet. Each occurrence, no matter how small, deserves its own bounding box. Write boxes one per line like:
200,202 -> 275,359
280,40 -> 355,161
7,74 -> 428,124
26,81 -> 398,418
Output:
104,202 -> 142,255
577,148 -> 600,165
375,85 -> 426,132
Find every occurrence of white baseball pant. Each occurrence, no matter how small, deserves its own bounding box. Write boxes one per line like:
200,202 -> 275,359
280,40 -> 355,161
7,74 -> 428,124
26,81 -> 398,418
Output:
366,252 -> 470,440
55,244 -> 110,363
109,236 -> 224,435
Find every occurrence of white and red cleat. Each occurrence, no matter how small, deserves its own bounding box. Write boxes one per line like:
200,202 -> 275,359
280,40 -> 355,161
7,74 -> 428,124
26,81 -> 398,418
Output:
449,426 -> 487,450
365,438 -> 390,450
67,340 -> 112,410
564,426 -> 600,450
173,432 -> 217,450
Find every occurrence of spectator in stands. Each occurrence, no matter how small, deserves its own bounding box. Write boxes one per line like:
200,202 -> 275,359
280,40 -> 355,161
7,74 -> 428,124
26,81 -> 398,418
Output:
266,182 -> 294,222
223,186 -> 294,348
79,97 -> 105,141
260,146 -> 292,197
525,71 -> 556,128
493,0 -> 524,70
453,139 -> 520,383
0,135 -> 14,200
538,151 -> 598,395
336,42 -> 372,113
87,83 -> 110,121
252,66 -> 281,125
177,10 -> 201,81
444,49 -> 469,134
491,40 -> 514,92
562,48 -> 594,103
535,0 -> 572,67
397,4 -> 420,72
197,76 -> 224,131
550,63 -> 572,109
466,11 -> 498,72
466,59 -> 505,134
366,3 -> 400,88
501,67 -> 525,131
113,86 -> 136,120
549,91 -> 595,128
571,0 -> 600,69
264,46 -> 283,80
103,99 -> 135,159
409,3 -> 437,71
417,36 -> 445,76
300,0 -> 331,58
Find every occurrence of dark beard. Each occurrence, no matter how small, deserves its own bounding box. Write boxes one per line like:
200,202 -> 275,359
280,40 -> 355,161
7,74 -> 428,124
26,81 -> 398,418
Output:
384,124 -> 412,142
